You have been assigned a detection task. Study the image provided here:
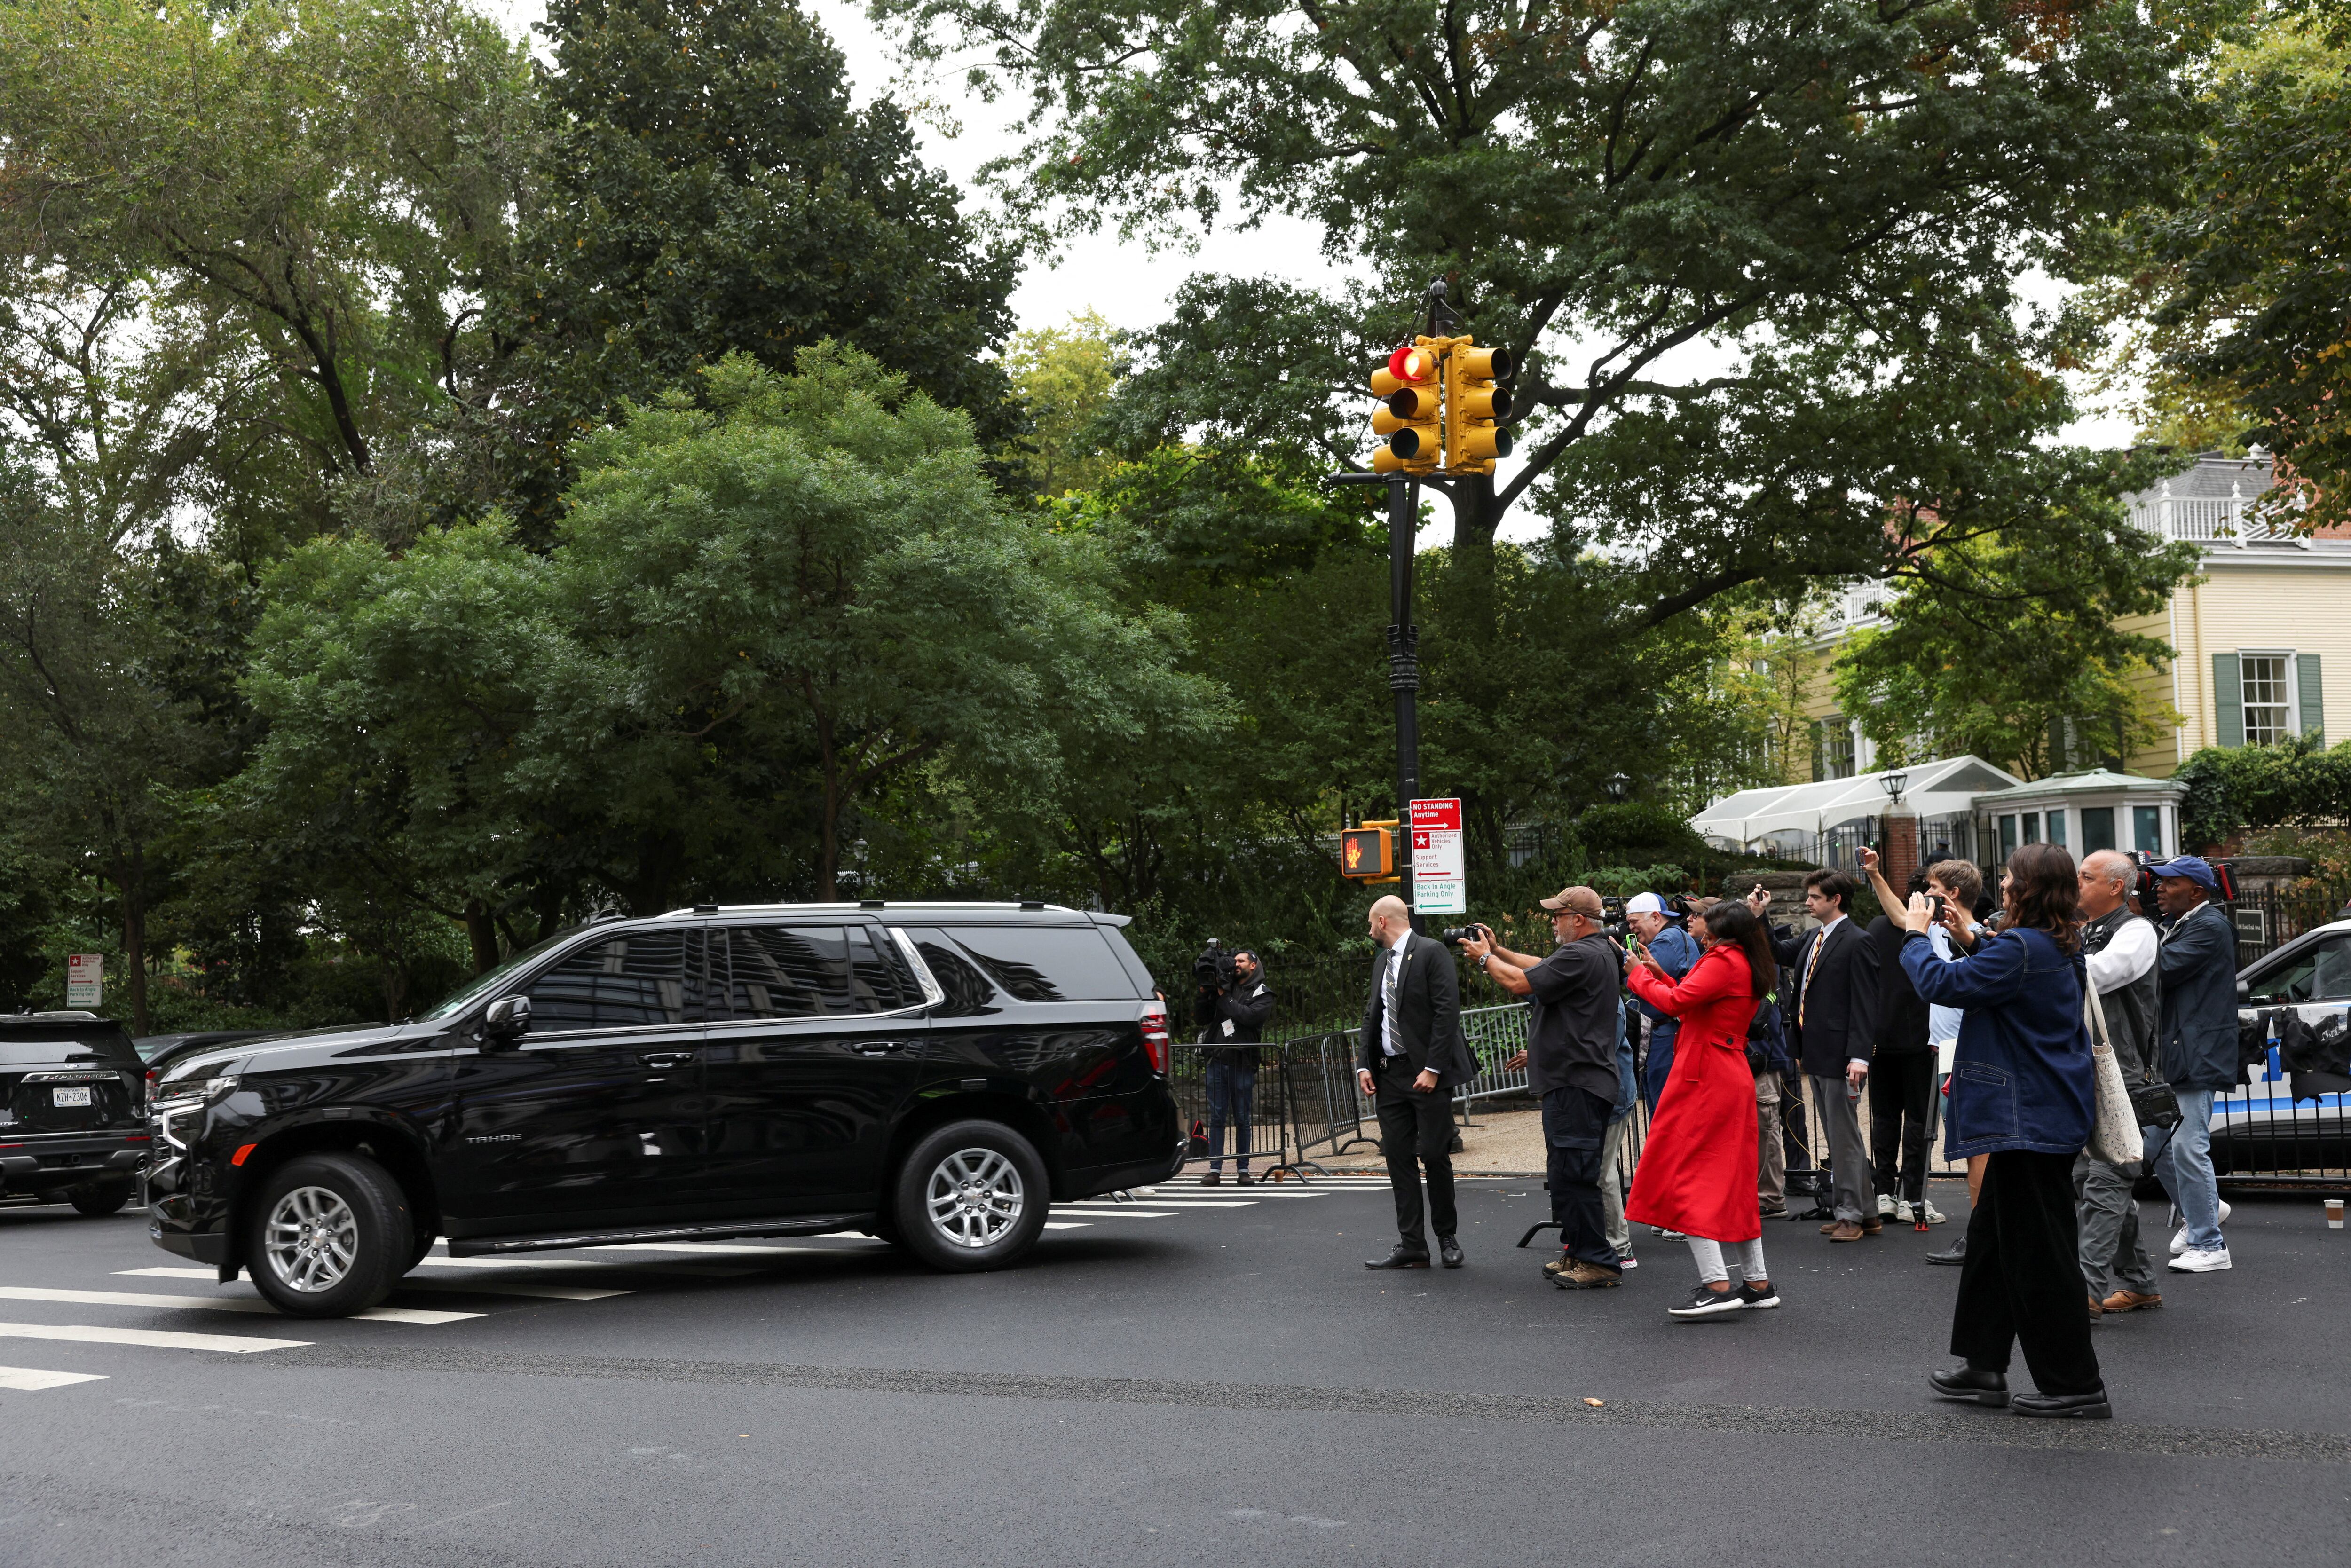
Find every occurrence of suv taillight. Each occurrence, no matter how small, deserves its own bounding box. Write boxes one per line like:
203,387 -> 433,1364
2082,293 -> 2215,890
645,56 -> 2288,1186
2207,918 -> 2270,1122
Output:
1139,1005 -> 1170,1074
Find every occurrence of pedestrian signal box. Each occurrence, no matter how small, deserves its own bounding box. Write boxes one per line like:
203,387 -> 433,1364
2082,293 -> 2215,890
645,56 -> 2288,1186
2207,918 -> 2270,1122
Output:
1339,825 -> 1395,880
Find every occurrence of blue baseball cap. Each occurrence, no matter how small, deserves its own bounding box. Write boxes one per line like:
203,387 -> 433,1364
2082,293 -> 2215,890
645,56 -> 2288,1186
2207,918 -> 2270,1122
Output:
2146,855 -> 2219,891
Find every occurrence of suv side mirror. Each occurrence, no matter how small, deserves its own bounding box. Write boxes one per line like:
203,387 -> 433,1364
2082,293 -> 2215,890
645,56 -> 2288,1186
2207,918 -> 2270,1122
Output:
2236,977 -> 2251,1003
482,995 -> 532,1048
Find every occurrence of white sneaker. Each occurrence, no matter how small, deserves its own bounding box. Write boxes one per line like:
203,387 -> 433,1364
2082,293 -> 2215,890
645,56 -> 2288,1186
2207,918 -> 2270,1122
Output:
1878,1192 -> 1898,1219
1920,1201 -> 1947,1224
2168,1199 -> 2232,1256
1654,1229 -> 1686,1241
1617,1253 -> 1639,1270
1890,1198 -> 1912,1223
2169,1246 -> 2232,1273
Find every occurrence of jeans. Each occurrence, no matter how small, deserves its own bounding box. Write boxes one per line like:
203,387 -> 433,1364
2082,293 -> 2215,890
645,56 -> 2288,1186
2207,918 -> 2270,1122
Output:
1602,1113 -> 1633,1257
1205,1060 -> 1256,1172
1641,1023 -> 1678,1115
2148,1087 -> 2223,1251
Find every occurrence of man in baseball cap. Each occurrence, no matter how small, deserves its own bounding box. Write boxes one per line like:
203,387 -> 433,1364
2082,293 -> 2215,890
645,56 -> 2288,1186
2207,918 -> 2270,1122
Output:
1625,892 -> 1700,1120
2145,854 -> 2237,1273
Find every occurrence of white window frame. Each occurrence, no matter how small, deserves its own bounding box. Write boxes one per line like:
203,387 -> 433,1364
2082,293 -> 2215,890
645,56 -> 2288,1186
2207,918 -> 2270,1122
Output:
2237,649 -> 2299,747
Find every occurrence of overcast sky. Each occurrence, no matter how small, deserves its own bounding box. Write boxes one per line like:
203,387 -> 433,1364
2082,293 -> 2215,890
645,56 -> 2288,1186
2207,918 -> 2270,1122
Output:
483,0 -> 2138,541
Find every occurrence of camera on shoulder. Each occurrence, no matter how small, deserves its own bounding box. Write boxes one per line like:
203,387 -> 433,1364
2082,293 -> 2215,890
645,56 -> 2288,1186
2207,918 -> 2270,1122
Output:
1193,937 -> 1236,990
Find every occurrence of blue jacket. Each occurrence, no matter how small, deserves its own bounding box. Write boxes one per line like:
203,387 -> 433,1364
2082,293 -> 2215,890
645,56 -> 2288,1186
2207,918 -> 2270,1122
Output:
1899,926 -> 2093,1158
1611,998 -> 1637,1122
2156,901 -> 2240,1091
1631,924 -> 1700,1042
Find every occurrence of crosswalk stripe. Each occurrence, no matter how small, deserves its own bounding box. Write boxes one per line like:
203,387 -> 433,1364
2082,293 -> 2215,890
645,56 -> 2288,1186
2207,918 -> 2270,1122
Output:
0,1365 -> 108,1391
1089,1199 -> 1257,1208
0,1287 -> 480,1326
118,1268 -> 628,1303
1041,1221 -> 1091,1230
0,1321 -> 308,1354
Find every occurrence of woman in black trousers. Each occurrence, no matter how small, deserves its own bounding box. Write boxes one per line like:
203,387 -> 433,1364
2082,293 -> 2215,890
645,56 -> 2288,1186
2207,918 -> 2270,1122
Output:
1896,843 -> 2107,1418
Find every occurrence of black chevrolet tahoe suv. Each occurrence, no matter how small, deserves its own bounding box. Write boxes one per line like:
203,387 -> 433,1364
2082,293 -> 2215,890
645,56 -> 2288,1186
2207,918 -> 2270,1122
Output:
1,1012 -> 149,1214
148,904 -> 1181,1317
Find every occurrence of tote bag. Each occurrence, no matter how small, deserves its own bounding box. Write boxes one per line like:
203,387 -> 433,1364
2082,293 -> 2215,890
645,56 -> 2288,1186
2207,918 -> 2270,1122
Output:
2084,980 -> 2144,1166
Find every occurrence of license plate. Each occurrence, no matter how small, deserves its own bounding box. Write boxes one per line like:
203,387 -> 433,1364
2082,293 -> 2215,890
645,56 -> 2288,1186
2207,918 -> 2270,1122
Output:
51,1087 -> 93,1107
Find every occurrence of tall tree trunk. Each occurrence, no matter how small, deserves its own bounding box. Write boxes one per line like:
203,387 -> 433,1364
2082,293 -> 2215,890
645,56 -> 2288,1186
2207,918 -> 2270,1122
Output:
117,851 -> 150,1036
462,898 -> 500,973
816,706 -> 841,902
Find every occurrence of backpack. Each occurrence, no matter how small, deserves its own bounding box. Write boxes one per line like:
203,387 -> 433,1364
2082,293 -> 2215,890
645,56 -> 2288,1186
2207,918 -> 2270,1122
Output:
1746,992 -> 1792,1077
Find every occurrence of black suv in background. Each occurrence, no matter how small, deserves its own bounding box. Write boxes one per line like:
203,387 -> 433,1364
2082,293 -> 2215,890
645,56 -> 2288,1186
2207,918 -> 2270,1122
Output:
149,904 -> 1181,1316
1,1012 -> 149,1215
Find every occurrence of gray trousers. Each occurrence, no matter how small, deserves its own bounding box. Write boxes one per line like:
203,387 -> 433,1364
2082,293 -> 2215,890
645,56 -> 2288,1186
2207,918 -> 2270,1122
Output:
1602,1114 -> 1632,1257
2073,1151 -> 2158,1297
1810,1074 -> 1870,1223
1756,1072 -> 1785,1209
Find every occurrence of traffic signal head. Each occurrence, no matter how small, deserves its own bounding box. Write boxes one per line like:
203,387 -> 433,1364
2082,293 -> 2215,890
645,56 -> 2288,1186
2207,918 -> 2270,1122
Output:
1444,339 -> 1515,473
1339,826 -> 1394,879
1370,340 -> 1443,474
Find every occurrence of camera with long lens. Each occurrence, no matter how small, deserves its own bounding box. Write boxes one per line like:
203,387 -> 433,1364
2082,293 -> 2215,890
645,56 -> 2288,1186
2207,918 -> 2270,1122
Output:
1438,924 -> 1486,946
1600,896 -> 1628,939
1192,937 -> 1236,992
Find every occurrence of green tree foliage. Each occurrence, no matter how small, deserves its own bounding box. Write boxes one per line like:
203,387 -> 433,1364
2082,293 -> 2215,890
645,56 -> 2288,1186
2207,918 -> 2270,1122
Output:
1829,470 -> 2200,780
2092,17 -> 2351,527
240,347 -> 1215,970
0,0 -> 534,544
2175,734 -> 2351,851
1003,310 -> 1127,496
880,0 -> 2207,630
498,0 -> 1021,533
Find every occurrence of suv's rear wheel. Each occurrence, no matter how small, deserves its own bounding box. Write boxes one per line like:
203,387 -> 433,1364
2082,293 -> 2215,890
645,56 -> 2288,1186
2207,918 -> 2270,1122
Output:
68,1184 -> 131,1217
243,1153 -> 413,1318
893,1120 -> 1049,1272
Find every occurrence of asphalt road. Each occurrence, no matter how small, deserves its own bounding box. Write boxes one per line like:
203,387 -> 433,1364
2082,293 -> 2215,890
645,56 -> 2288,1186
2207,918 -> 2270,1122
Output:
3,1176 -> 2346,1568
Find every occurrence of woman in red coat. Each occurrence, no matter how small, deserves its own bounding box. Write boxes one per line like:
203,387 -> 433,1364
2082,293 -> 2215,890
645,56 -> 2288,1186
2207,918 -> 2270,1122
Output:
1626,900 -> 1780,1318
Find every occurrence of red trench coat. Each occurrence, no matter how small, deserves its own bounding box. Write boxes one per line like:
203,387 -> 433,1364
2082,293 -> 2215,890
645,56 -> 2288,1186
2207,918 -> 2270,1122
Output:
1624,943 -> 1763,1244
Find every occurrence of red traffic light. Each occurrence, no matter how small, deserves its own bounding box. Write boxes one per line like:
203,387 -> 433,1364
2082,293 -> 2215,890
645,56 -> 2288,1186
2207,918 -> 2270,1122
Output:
1387,345 -> 1438,383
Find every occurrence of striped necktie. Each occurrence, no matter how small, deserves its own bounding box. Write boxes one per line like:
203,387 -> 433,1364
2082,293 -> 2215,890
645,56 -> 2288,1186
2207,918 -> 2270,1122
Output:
1799,929 -> 1826,1028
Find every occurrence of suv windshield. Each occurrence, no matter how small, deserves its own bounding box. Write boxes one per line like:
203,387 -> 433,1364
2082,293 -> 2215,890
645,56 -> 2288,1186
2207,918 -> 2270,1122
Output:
415,926 -> 588,1023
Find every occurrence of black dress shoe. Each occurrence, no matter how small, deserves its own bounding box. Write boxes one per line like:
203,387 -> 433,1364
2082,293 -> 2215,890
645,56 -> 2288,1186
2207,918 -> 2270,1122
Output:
1925,1235 -> 1968,1266
1928,1365 -> 2009,1407
2013,1387 -> 2113,1420
1439,1237 -> 1464,1269
1365,1245 -> 1431,1270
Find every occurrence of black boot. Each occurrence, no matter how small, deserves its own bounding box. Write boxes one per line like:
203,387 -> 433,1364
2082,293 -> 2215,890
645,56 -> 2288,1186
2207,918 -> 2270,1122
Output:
2013,1387 -> 2113,1420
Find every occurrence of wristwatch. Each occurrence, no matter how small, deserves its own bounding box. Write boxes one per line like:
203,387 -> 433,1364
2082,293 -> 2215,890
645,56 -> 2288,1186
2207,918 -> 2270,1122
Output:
1476,953 -> 1491,969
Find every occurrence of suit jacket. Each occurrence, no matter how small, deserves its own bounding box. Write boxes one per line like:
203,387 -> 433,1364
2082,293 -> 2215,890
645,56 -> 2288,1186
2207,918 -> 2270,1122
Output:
1359,931 -> 1477,1085
2156,900 -> 2239,1091
1769,916 -> 1880,1078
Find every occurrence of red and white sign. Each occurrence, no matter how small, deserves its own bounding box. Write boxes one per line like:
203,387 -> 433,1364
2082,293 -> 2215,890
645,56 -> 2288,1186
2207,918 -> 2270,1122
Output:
66,953 -> 103,1009
1408,798 -> 1465,914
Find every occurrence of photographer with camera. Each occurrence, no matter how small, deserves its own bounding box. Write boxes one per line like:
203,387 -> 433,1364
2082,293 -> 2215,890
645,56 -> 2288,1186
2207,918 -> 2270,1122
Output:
1625,893 -> 1701,1115
1194,943 -> 1274,1187
1460,886 -> 1628,1291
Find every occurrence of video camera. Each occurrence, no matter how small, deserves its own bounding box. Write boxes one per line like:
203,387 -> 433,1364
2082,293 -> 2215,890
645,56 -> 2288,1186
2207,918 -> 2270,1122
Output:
1193,937 -> 1237,992
1601,896 -> 1628,938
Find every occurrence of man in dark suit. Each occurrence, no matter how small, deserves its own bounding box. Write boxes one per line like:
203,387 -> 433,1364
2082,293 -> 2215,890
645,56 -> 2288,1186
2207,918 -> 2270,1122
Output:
1357,894 -> 1477,1269
1749,869 -> 1880,1240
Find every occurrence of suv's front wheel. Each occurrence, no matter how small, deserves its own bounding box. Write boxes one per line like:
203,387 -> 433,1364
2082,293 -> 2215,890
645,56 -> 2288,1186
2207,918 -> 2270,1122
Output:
243,1153 -> 414,1318
893,1120 -> 1049,1272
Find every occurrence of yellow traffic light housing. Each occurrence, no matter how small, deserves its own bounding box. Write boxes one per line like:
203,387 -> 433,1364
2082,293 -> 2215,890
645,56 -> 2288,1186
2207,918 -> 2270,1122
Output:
1444,342 -> 1515,473
1369,342 -> 1443,475
1339,824 -> 1396,880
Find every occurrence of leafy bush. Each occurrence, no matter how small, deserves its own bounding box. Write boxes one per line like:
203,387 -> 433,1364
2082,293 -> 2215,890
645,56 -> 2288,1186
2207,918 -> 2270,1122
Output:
2174,736 -> 2351,851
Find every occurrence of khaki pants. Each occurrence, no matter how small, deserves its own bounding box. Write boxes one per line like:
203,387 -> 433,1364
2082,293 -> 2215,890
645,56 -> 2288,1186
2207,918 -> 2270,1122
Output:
1601,1113 -> 1632,1258
1757,1071 -> 1785,1210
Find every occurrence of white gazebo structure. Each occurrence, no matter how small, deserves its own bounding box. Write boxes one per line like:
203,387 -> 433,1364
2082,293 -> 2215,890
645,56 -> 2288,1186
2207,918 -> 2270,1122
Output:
1691,756 -> 2025,869
1967,769 -> 2187,864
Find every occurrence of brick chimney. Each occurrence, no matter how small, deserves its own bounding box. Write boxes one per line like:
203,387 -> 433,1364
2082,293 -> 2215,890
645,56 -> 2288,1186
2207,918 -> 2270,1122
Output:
1881,806 -> 1920,905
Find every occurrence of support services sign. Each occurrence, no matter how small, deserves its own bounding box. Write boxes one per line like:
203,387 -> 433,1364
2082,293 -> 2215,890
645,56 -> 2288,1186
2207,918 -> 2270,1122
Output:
1409,798 -> 1465,915
66,953 -> 103,1009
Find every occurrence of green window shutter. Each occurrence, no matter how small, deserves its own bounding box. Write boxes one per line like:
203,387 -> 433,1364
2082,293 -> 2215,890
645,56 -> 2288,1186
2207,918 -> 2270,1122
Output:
2213,653 -> 2243,748
2298,653 -> 2325,744
1811,720 -> 1825,781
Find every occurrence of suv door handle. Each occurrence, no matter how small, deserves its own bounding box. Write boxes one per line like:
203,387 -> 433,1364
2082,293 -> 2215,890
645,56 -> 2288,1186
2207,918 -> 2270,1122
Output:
638,1051 -> 697,1069
850,1040 -> 906,1056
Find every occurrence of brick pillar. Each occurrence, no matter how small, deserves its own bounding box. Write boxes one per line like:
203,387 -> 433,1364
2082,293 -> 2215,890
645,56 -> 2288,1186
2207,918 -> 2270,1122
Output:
1882,805 -> 1920,901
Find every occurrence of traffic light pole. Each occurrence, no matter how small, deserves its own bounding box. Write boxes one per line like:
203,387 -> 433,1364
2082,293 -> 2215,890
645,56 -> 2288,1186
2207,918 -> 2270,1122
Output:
1384,473 -> 1421,930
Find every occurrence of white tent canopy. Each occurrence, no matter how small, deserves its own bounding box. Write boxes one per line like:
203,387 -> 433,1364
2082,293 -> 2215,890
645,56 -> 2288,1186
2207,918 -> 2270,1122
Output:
1690,756 -> 2025,850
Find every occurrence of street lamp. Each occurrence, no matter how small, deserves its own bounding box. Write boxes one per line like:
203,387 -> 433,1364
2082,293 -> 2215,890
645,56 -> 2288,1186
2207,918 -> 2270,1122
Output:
1605,772 -> 1631,803
1880,769 -> 1908,805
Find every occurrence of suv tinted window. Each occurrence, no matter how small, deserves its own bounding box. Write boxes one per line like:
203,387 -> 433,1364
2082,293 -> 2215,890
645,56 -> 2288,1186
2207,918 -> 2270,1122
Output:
2252,935 -> 2351,1004
938,926 -> 1138,1002
527,931 -> 692,1030
718,926 -> 907,1018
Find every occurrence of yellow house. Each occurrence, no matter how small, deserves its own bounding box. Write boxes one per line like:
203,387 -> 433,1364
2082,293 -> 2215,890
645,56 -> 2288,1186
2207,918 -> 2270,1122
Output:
1795,453 -> 2349,783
